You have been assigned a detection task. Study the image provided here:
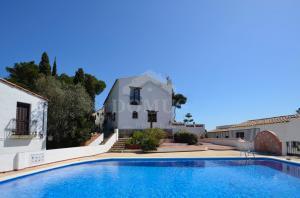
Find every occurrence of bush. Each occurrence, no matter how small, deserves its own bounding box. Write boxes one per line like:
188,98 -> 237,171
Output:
126,131 -> 144,146
144,128 -> 166,140
140,136 -> 159,151
126,128 -> 166,151
174,131 -> 198,145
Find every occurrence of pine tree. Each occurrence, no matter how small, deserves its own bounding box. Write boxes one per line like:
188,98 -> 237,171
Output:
52,57 -> 57,76
73,68 -> 85,84
39,52 -> 51,75
184,113 -> 194,124
172,92 -> 187,121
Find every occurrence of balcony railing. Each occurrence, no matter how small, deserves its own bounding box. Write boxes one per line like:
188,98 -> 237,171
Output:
6,119 -> 38,136
287,141 -> 300,156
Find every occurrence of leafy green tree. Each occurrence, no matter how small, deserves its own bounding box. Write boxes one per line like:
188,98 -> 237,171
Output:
39,52 -> 51,75
73,68 -> 85,84
297,108 -> 300,114
5,61 -> 40,90
35,76 -> 93,148
58,73 -> 74,84
172,92 -> 187,121
52,57 -> 57,77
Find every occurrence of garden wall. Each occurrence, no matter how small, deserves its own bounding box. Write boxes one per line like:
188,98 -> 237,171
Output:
200,138 -> 254,151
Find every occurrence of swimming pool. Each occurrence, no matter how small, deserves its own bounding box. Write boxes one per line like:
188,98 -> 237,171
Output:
1,158 -> 300,198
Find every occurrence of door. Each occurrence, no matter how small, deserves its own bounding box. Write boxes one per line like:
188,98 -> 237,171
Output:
16,102 -> 30,135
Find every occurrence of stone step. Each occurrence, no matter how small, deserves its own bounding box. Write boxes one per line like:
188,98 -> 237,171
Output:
109,138 -> 131,152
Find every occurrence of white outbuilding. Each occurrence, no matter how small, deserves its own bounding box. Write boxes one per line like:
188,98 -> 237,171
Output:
0,78 -> 48,154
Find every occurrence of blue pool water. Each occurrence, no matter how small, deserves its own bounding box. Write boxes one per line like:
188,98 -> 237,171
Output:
1,158 -> 300,198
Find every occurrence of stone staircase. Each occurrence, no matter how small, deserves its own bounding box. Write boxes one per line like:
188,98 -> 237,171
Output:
109,138 -> 129,152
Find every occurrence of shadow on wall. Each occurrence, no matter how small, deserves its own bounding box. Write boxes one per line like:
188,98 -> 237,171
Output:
31,101 -> 46,134
4,139 -> 32,147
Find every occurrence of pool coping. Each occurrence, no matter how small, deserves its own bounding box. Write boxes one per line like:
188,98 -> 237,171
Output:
1,156 -> 300,184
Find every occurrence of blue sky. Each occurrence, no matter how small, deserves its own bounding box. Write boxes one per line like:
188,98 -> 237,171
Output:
0,0 -> 299,130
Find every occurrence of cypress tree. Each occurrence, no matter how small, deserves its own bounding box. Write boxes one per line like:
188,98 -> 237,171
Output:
39,52 -> 51,75
52,57 -> 57,76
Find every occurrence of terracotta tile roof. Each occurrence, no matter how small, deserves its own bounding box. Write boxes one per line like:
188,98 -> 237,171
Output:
233,114 -> 299,128
209,114 -> 299,133
0,78 -> 48,101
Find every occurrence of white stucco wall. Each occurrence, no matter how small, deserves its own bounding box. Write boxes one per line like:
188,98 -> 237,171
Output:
254,119 -> 300,155
208,117 -> 300,155
105,75 -> 173,130
0,81 -> 48,154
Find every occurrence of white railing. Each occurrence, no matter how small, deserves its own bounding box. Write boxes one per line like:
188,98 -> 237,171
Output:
5,118 -> 38,137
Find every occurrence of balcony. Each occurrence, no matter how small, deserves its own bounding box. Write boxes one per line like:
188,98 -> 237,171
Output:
6,119 -> 38,138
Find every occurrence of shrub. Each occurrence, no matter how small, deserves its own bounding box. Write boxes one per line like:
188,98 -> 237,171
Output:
144,128 -> 166,140
126,128 -> 166,151
174,131 -> 198,145
126,131 -> 144,146
140,136 -> 159,151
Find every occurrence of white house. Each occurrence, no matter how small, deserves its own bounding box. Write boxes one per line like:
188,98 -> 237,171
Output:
0,78 -> 48,154
92,108 -> 105,131
103,75 -> 205,137
208,113 -> 300,155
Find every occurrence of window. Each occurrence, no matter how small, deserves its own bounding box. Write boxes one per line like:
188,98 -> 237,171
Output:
112,113 -> 116,121
130,87 -> 141,105
236,132 -> 244,139
132,111 -> 138,119
147,111 -> 157,122
16,102 -> 31,135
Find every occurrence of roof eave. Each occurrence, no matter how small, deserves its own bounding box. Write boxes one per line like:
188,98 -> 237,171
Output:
0,78 -> 48,101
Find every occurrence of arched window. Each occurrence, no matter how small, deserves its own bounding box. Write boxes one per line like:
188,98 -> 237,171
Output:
132,111 -> 138,119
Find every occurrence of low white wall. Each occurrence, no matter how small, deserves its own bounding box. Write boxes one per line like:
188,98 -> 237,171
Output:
88,133 -> 104,146
0,130 -> 118,172
0,153 -> 16,172
201,138 -> 254,151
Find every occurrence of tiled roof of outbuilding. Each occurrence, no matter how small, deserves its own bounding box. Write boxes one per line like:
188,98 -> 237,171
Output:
209,114 -> 299,133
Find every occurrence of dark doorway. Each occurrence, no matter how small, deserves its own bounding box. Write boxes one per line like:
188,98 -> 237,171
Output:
16,102 -> 30,135
147,110 -> 157,128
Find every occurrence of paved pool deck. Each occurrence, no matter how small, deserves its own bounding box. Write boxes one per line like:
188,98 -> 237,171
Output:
1,150 -> 300,181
